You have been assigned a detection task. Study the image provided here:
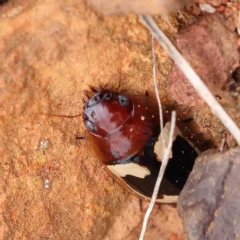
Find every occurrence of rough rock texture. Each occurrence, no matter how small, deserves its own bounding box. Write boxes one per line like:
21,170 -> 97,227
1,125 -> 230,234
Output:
168,13 -> 240,148
169,13 -> 239,107
0,0 -> 183,239
198,0 -> 227,6
87,0 -> 193,15
178,148 -> 240,240
105,196 -> 184,240
1,0 -> 240,239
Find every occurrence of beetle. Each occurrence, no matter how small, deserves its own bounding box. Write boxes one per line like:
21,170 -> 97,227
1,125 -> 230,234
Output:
82,88 -> 198,203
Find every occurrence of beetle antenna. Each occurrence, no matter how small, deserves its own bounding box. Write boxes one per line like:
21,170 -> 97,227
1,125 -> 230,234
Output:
39,113 -> 83,118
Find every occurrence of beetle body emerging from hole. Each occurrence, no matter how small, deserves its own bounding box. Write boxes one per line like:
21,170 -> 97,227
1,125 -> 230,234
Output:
83,89 -> 198,203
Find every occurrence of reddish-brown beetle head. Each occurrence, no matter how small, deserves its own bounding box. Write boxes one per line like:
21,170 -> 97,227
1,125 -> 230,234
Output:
83,89 -> 134,137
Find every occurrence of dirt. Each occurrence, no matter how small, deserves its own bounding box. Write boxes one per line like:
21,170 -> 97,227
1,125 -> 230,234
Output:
0,0 -> 239,239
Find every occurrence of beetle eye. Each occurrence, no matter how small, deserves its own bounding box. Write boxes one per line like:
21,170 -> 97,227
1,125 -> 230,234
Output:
84,120 -> 96,132
118,94 -> 130,107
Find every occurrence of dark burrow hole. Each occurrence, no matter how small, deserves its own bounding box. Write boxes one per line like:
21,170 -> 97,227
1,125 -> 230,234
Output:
228,66 -> 240,96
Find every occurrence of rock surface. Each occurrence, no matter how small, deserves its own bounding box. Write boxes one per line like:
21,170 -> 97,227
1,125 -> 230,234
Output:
0,0 -> 182,239
178,148 -> 240,240
168,12 -> 240,148
169,13 -> 239,107
87,0 -> 193,15
1,0 -> 239,239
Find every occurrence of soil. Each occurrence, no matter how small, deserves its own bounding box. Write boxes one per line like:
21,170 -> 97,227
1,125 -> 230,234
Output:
0,0 -> 239,239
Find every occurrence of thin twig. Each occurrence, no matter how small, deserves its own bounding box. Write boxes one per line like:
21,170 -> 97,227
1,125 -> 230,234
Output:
138,37 -> 168,239
139,111 -> 177,240
219,138 -> 226,152
139,15 -> 240,146
152,35 -> 165,148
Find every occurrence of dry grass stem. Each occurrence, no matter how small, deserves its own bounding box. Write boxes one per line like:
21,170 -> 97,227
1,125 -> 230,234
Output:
139,111 -> 177,240
151,35 -> 166,147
